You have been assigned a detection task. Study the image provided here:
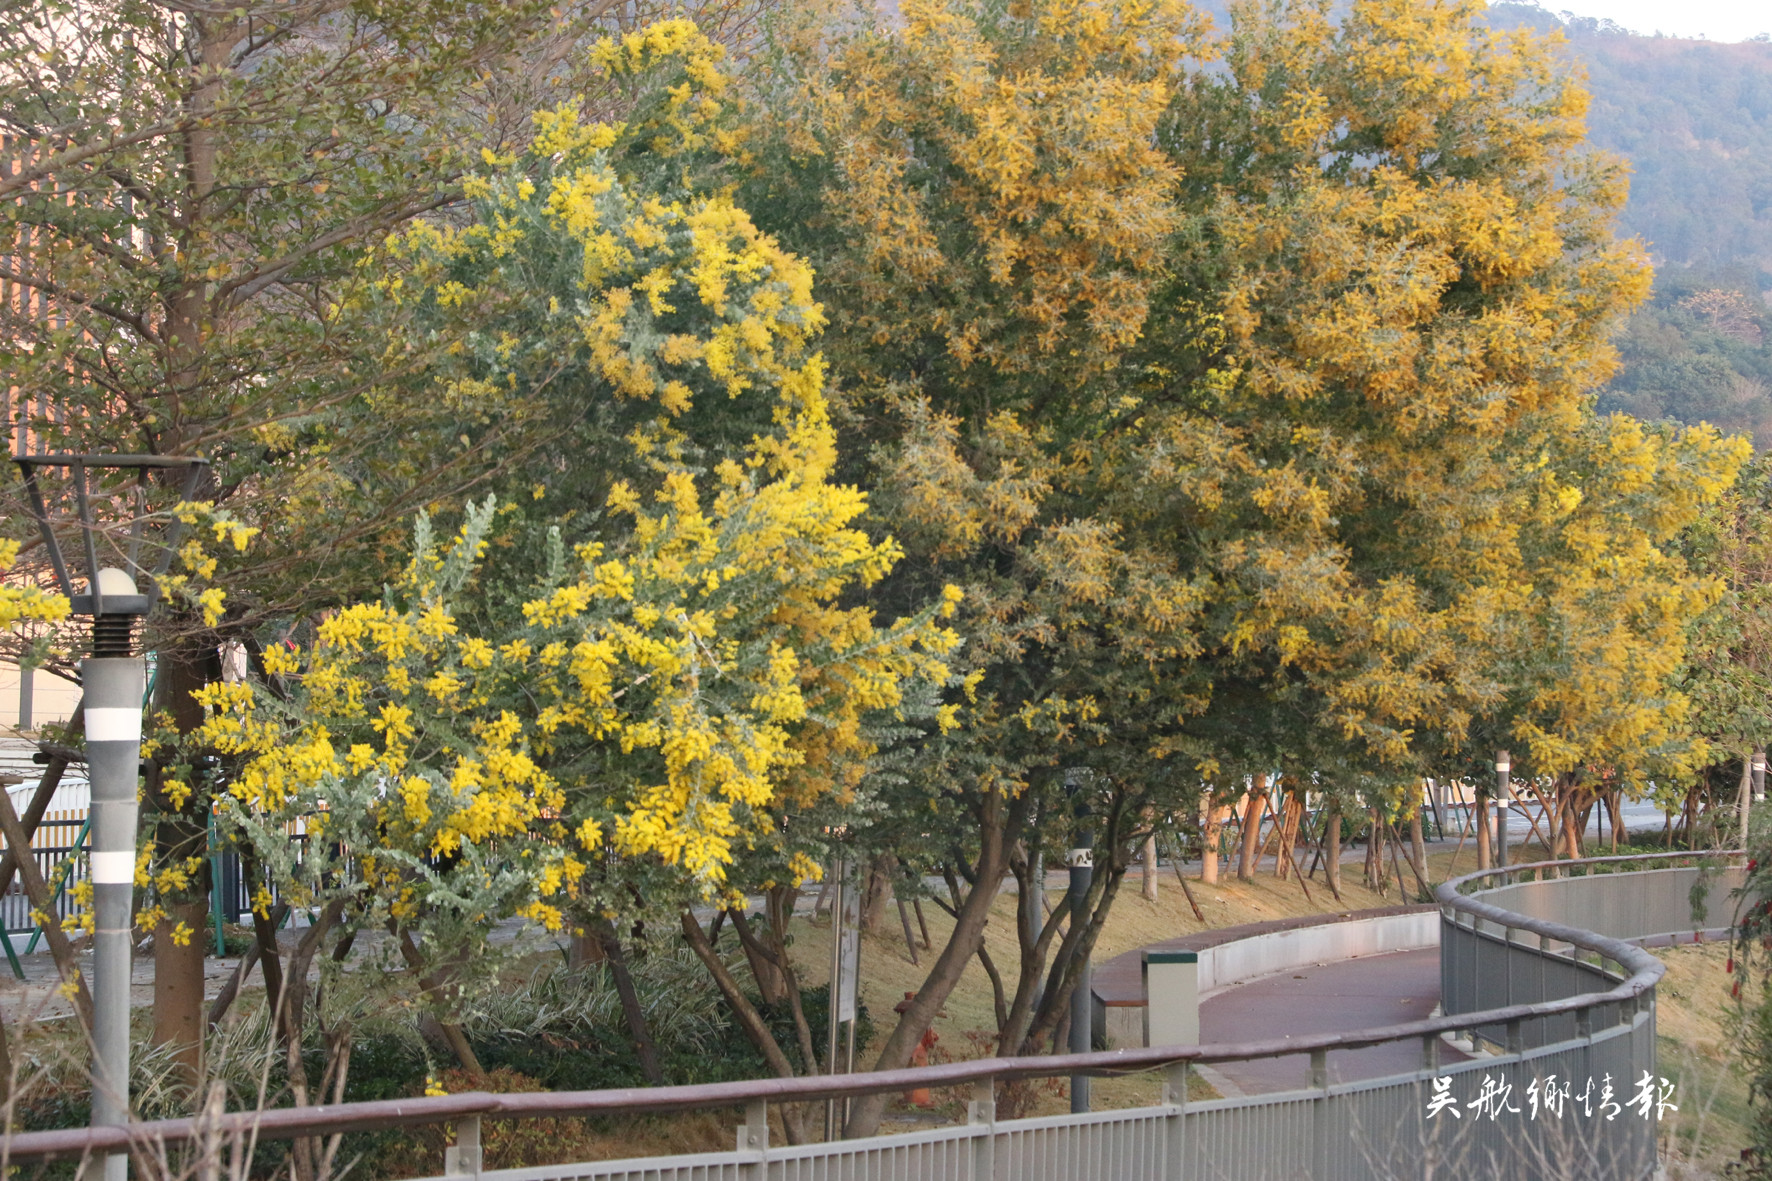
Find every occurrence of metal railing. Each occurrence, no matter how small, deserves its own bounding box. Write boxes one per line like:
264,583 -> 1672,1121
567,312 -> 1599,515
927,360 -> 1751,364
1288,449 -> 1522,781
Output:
0,814 -> 88,938
0,851 -> 1746,1181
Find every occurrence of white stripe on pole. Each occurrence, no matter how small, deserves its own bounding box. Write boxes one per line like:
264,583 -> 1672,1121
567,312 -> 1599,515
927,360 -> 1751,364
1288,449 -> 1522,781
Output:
90,851 -> 135,884
85,708 -> 141,743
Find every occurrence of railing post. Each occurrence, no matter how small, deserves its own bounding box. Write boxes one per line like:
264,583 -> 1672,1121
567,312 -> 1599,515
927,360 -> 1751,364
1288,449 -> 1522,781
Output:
738,1098 -> 768,1153
444,1115 -> 481,1179
1164,1065 -> 1188,1180
1162,1063 -> 1189,1108
968,1080 -> 995,1125
738,1097 -> 768,1180
1420,1034 -> 1439,1072
969,1079 -> 995,1181
1310,1049 -> 1331,1181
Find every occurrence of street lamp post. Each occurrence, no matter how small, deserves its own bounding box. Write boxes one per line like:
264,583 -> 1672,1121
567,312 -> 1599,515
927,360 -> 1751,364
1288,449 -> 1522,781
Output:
14,453 -> 206,1181
1065,775 -> 1093,1114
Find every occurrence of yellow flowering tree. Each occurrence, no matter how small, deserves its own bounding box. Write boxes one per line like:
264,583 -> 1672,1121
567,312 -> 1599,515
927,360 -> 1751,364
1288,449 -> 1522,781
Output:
1158,0 -> 1747,842
741,0 -> 1747,1136
192,24 -> 957,1109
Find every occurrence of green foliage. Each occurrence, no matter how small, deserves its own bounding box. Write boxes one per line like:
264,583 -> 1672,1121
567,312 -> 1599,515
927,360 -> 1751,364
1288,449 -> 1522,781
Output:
1601,279 -> 1772,446
1677,455 -> 1772,811
1732,815 -> 1772,1177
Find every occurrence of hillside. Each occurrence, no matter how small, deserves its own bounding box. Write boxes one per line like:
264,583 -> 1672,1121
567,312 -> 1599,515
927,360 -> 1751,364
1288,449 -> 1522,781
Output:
1479,5 -> 1772,444
1483,3 -> 1772,277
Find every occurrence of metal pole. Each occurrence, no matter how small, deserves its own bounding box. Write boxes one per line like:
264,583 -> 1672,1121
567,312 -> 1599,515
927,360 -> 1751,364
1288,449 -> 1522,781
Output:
1750,750 -> 1764,840
824,856 -> 844,1142
18,661 -> 31,730
1495,750 -> 1511,870
86,650 -> 143,1181
1067,839 -> 1093,1113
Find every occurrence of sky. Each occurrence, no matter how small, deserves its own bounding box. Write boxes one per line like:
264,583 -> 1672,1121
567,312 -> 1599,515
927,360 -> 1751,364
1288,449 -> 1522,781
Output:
1531,0 -> 1772,40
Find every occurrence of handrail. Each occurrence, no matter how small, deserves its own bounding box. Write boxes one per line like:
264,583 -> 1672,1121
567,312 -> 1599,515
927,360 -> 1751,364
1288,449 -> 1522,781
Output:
0,851 -> 1747,1165
1440,848 -> 1745,897
1436,849 -> 1745,972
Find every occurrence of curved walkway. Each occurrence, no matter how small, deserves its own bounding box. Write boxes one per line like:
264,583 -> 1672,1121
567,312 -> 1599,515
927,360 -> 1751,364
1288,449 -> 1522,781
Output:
1093,904 -> 1467,1095
1198,947 -> 1463,1093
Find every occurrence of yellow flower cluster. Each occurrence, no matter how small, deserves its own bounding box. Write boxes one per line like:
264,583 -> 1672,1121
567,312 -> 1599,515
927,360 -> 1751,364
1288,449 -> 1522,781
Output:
199,21 -> 963,930
0,540 -> 69,631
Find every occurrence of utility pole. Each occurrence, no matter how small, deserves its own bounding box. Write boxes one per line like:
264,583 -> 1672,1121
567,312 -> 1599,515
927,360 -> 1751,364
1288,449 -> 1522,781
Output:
1495,750 -> 1511,870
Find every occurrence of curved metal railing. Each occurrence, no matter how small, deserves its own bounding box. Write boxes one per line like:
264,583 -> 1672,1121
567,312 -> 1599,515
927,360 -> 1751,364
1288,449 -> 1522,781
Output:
0,850 -> 1749,1180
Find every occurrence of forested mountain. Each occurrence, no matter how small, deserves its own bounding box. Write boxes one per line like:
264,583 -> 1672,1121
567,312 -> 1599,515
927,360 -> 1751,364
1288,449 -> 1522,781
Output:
1482,3 -> 1772,276
1469,5 -> 1772,443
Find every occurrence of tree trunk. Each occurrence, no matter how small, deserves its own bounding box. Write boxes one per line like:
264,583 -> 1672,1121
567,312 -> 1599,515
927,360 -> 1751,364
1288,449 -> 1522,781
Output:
568,928 -> 607,969
1020,857 -> 1129,1057
732,906 -> 788,1005
845,788 -> 1023,1139
242,853 -> 287,1038
0,738 -> 78,903
279,900 -> 346,1181
1364,807 -> 1382,889
1324,799 -> 1342,899
1200,794 -> 1224,885
396,929 -> 484,1076
729,896 -> 820,1076
1141,834 -> 1158,901
592,916 -> 663,1085
765,885 -> 821,1079
208,901 -> 288,1031
0,787 -> 92,1030
998,841 -> 1071,1057
1275,793 -> 1302,880
859,853 -> 897,934
1476,789 -> 1492,870
680,910 -> 810,1145
1236,775 -> 1267,882
149,630 -> 222,1087
154,897 -> 211,1083
1408,807 -> 1428,889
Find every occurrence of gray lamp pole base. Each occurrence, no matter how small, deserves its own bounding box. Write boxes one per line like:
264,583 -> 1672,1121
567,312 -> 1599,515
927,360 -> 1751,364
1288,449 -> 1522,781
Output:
1067,846 -> 1093,1113
84,655 -> 144,1181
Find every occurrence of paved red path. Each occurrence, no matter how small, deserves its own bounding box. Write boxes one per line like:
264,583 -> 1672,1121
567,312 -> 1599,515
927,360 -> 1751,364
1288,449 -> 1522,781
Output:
1200,948 -> 1464,1094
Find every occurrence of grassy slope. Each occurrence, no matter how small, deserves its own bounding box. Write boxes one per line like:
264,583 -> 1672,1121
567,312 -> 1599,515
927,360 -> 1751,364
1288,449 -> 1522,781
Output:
1653,943 -> 1760,1178
788,851 -> 1431,1118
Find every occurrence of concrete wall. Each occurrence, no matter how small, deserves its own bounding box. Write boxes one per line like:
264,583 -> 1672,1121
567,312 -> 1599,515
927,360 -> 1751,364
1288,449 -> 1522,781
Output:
0,664 -> 80,730
1475,866 -> 1746,943
1196,908 -> 1440,997
1106,909 -> 1441,1048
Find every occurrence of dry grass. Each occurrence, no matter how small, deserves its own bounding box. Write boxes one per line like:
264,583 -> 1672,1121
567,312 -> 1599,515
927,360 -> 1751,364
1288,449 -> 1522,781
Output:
787,851 -> 1425,1118
1652,942 -> 1760,1178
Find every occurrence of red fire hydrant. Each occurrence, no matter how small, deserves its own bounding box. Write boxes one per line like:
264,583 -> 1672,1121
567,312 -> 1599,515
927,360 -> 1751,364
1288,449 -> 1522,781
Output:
895,991 -> 940,1108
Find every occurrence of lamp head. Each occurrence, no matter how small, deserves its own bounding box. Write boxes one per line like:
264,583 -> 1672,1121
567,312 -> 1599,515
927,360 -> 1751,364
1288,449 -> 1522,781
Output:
73,566 -> 150,618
